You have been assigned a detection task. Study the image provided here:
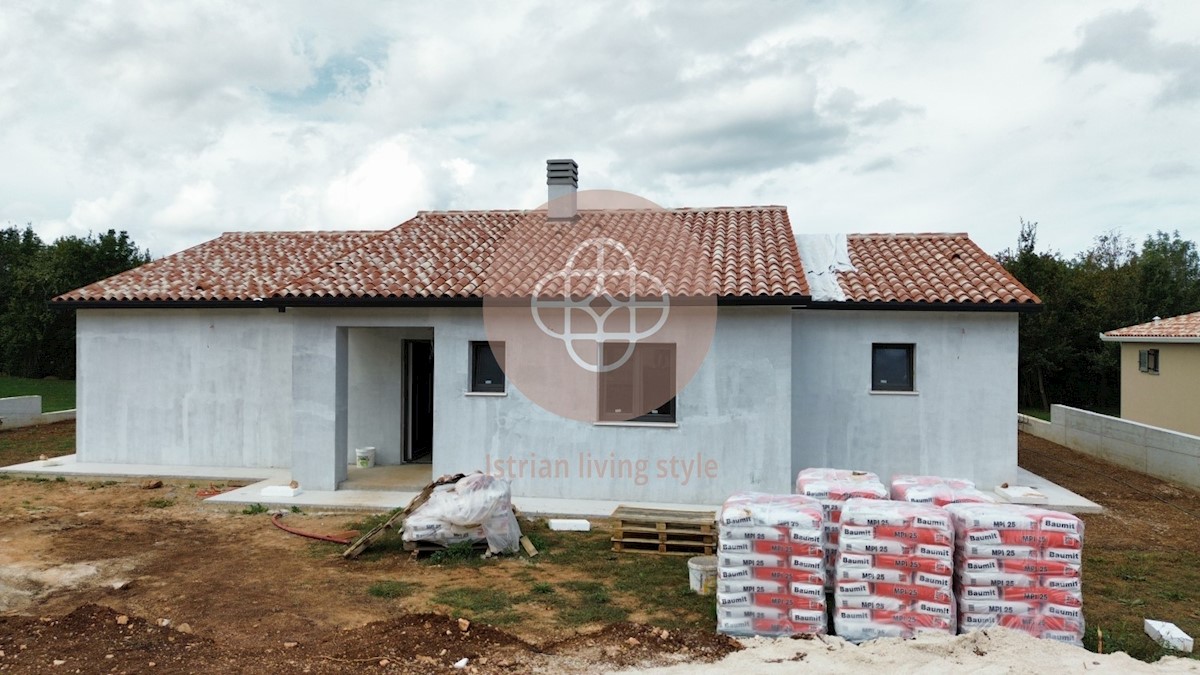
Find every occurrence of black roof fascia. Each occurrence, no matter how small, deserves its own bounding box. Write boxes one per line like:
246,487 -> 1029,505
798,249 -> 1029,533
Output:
801,300 -> 1042,313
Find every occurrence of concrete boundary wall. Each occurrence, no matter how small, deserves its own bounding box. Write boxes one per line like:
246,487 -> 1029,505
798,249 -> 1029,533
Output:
1018,404 -> 1200,491
0,395 -> 76,430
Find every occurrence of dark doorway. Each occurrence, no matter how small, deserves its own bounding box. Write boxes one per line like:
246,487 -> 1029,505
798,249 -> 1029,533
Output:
403,339 -> 434,463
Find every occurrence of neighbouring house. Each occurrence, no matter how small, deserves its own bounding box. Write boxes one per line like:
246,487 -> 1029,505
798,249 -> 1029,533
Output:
1101,310 -> 1200,437
53,160 -> 1039,504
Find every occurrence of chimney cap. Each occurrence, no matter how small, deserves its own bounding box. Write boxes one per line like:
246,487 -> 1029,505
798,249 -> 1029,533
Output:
546,158 -> 578,186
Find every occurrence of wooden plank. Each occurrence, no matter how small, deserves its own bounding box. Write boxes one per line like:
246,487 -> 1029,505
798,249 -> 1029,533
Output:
612,536 -> 714,548
611,538 -> 714,556
613,523 -> 716,536
519,535 -> 539,557
341,473 -> 465,560
611,505 -> 716,525
403,540 -> 489,553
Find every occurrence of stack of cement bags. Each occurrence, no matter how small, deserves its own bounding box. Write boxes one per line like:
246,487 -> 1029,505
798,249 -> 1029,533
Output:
794,468 -> 888,588
833,498 -> 958,642
716,492 -> 828,636
947,503 -> 1085,646
891,475 -> 998,506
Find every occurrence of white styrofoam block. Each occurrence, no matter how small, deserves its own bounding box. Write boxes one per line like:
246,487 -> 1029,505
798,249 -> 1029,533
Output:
261,485 -> 303,497
994,485 -> 1048,504
1145,619 -> 1194,653
548,519 -> 591,531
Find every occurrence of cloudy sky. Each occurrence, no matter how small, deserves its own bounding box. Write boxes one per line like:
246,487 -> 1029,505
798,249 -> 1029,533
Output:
2,1 -> 1198,259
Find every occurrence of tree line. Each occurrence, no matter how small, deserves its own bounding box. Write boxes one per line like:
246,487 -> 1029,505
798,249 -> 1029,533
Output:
997,220 -> 1200,413
0,224 -> 150,379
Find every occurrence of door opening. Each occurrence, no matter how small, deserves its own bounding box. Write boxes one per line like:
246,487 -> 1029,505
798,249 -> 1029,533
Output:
403,339 -> 434,463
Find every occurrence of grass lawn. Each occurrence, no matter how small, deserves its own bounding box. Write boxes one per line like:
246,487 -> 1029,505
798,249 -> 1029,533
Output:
340,514 -> 717,631
0,375 -> 76,411
1018,407 -> 1050,421
0,420 -> 75,465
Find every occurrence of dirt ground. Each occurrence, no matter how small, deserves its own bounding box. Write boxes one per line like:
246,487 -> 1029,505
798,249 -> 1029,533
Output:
0,468 -> 736,673
1018,431 -> 1200,659
1,425 -> 1198,672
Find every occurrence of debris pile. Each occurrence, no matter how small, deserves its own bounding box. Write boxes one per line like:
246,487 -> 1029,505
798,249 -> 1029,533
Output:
947,502 -> 1085,646
401,473 -> 522,554
715,492 -> 827,636
794,468 -> 888,588
833,498 -> 957,641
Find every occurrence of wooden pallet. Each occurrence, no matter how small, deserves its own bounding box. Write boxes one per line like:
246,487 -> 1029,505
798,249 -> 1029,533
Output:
610,506 -> 717,556
402,539 -> 490,555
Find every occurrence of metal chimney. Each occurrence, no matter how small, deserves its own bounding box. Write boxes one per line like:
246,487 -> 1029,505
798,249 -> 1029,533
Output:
546,158 -> 578,220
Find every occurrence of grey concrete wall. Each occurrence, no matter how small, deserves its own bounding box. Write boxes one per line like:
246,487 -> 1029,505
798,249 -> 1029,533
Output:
75,309 -> 294,467
289,306 -> 795,501
1020,405 -> 1200,491
0,396 -> 74,430
790,310 -> 1019,489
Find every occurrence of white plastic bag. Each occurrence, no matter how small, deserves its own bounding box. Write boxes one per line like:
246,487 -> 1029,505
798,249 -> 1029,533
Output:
402,473 -> 522,554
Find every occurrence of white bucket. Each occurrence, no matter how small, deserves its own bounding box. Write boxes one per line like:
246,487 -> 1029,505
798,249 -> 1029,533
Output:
688,555 -> 718,595
354,447 -> 376,469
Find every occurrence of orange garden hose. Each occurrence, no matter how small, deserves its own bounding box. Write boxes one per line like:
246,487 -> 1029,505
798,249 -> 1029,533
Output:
271,513 -> 354,545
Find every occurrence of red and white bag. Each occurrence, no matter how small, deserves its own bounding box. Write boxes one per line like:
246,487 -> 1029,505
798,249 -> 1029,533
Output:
946,503 -> 1085,647
795,468 -> 888,589
891,474 -> 999,507
833,498 -> 956,642
717,492 -> 827,636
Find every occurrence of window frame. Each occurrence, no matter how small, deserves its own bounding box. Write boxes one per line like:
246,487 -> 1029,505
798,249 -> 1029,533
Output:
1138,348 -> 1160,375
597,342 -> 677,424
871,343 -> 915,393
468,340 -> 506,394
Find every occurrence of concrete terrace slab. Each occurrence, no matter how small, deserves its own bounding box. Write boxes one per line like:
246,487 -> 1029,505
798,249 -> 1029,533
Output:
1011,466 -> 1103,514
0,454 -> 281,482
1,456 -> 1100,516
204,474 -> 723,516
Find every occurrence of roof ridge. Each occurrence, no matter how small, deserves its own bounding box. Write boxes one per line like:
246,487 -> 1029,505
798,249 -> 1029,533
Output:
220,230 -> 386,236
415,205 -> 788,215
848,232 -> 970,238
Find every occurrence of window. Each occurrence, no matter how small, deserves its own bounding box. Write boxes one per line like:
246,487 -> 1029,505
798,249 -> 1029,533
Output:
1138,348 -> 1159,374
598,342 -> 676,423
469,341 -> 505,393
872,343 -> 914,392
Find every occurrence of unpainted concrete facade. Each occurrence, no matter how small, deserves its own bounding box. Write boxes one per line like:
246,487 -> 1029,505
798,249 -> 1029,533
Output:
791,310 -> 1019,489
75,305 -> 1021,503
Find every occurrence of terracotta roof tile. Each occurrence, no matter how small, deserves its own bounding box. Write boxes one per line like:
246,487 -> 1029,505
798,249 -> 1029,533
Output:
1103,310 -> 1200,340
53,231 -> 378,303
273,207 -> 807,300
838,234 -> 1039,305
53,213 -> 1038,308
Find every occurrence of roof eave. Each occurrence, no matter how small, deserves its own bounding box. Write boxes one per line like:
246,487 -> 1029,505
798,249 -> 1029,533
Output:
1099,334 -> 1200,344
53,293 -> 814,309
802,300 -> 1042,313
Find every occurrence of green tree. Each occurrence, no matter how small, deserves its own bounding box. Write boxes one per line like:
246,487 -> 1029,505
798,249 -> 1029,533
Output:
1137,230 -> 1200,320
0,225 -> 150,378
1000,222 -> 1200,414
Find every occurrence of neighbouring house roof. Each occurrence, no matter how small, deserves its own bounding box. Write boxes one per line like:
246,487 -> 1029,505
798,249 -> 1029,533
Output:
1101,310 -> 1200,342
52,207 -> 1039,310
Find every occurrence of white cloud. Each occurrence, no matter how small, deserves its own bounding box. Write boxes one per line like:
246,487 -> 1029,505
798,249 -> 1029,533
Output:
323,137 -> 431,229
1,1 -> 1198,260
